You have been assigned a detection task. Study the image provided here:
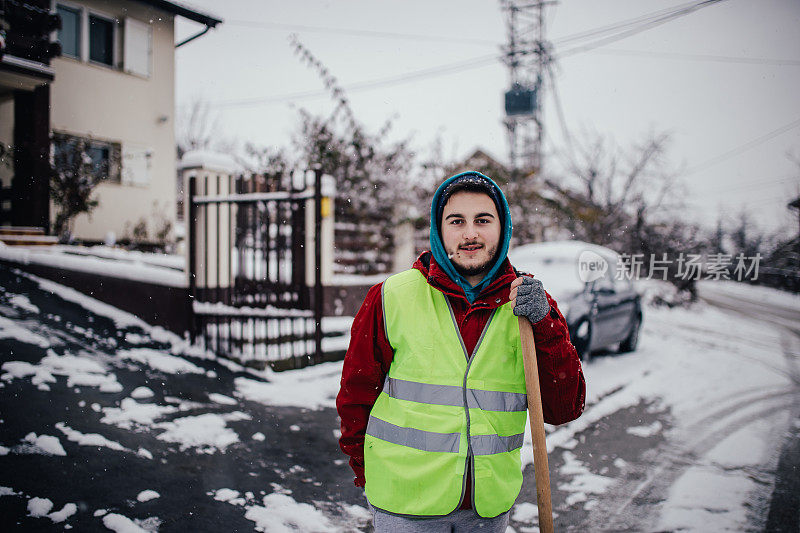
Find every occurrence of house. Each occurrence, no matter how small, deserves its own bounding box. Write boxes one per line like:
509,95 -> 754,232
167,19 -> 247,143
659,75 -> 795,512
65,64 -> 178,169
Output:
0,0 -> 221,244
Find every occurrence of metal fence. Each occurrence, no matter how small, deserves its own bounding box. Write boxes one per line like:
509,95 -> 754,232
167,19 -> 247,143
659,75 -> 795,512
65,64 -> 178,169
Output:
187,170 -> 323,369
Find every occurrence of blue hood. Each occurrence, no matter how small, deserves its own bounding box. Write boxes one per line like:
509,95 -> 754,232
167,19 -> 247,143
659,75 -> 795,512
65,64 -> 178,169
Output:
429,171 -> 513,303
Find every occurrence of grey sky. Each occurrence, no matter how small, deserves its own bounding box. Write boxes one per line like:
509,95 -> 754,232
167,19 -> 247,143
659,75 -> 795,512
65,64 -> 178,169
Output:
175,0 -> 800,235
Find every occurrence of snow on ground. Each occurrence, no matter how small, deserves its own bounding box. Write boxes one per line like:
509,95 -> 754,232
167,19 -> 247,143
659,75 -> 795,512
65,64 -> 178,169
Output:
55,423 -> 128,452
136,490 -> 160,503
698,279 -> 800,311
130,387 -> 154,399
208,392 -> 238,405
626,421 -> 663,438
234,361 -> 344,410
2,250 -> 795,530
0,315 -> 51,348
509,282 -> 795,528
243,493 -> 337,533
117,348 -> 206,375
2,350 -> 123,393
15,433 -> 67,456
153,412 -> 251,453
557,451 -> 615,509
656,414 -> 788,532
100,398 -> 179,430
0,244 -> 185,287
14,270 -> 191,351
7,293 -> 39,313
102,512 -> 161,533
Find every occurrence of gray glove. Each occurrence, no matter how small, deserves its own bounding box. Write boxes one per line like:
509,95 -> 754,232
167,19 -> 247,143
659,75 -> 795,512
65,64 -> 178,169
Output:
513,277 -> 550,324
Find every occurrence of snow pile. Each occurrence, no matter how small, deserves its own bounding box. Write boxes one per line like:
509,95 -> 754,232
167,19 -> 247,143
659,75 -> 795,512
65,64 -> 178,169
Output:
136,490 -> 160,503
0,246 -> 185,288
101,398 -> 179,430
117,348 -> 206,375
180,150 -> 242,174
25,496 -> 79,524
2,350 -> 123,393
153,412 -> 251,453
130,386 -> 154,399
512,501 -> 538,523
235,361 -> 344,410
626,421 -> 663,438
55,245 -> 183,271
7,293 -> 40,313
558,451 -> 615,509
102,513 -> 161,533
56,423 -> 128,452
208,393 -> 238,405
212,488 -> 246,506
16,433 -> 67,456
243,493 -> 336,533
27,497 -> 53,517
0,315 -> 51,348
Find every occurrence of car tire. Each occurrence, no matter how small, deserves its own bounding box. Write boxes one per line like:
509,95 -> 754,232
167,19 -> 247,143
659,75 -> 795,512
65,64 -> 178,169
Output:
619,315 -> 641,353
571,318 -> 591,360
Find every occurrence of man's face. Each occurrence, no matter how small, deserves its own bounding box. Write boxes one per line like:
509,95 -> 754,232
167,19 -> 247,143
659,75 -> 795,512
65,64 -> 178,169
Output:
441,191 -> 502,284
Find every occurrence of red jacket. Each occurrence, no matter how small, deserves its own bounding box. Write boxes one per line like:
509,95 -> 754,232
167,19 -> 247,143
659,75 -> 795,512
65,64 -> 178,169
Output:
336,252 -> 586,506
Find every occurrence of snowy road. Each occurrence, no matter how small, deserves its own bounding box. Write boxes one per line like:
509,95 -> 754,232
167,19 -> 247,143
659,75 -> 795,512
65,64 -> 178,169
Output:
0,266 -> 368,532
1,263 -> 799,532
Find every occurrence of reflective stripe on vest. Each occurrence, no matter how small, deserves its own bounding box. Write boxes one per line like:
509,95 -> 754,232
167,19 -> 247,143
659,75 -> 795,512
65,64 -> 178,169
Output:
367,413 -> 524,455
382,375 -> 528,412
364,268 -> 527,519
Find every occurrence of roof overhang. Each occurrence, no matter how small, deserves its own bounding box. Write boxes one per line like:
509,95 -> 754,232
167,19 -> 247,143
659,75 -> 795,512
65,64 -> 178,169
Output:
132,0 -> 222,27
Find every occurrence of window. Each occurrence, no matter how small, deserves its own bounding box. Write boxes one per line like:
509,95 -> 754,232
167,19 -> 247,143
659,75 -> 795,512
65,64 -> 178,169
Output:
89,14 -> 114,66
53,133 -> 121,183
53,5 -> 151,76
56,4 -> 81,58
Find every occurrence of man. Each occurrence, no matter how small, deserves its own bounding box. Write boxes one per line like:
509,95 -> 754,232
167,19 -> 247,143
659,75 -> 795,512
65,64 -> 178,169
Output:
336,171 -> 585,532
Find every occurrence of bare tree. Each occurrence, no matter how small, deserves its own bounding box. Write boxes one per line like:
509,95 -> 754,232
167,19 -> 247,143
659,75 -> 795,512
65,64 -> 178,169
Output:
50,137 -> 109,241
546,131 -> 683,249
176,98 -> 220,158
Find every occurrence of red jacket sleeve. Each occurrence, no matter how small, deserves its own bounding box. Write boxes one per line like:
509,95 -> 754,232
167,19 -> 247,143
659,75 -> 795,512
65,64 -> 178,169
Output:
336,283 -> 393,487
532,290 -> 586,425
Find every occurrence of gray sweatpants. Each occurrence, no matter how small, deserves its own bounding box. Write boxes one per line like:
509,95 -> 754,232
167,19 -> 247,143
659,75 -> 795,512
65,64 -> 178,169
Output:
369,503 -> 510,533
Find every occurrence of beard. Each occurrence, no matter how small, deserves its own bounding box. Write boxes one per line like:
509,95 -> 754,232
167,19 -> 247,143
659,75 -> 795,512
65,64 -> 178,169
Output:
450,242 -> 499,278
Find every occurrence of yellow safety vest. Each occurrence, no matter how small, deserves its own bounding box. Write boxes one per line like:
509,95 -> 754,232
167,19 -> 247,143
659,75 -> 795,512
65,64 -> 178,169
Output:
365,269 -> 528,518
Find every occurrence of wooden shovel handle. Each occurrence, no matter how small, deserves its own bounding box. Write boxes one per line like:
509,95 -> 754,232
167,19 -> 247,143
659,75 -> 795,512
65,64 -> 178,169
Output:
519,316 -> 554,533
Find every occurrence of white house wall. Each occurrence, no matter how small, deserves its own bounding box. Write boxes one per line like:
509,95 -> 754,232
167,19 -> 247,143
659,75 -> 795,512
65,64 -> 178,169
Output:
49,0 -> 176,242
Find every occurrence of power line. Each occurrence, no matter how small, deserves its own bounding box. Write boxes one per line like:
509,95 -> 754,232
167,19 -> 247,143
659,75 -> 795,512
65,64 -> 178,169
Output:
590,48 -> 800,66
555,0 -> 728,58
225,20 -> 497,46
692,174 -> 799,193
203,0 -> 749,110
551,0 -> 714,46
685,117 -> 800,175
212,54 -> 499,108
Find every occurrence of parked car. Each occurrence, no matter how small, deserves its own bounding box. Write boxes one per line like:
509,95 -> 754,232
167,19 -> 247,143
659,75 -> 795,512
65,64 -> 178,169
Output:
508,240 -> 642,359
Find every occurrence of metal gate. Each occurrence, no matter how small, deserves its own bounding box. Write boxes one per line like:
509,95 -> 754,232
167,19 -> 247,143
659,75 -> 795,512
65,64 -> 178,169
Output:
187,169 -> 324,369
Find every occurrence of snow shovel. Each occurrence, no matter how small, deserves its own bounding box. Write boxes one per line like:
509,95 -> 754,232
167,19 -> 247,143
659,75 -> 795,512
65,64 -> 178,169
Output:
518,316 -> 554,533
